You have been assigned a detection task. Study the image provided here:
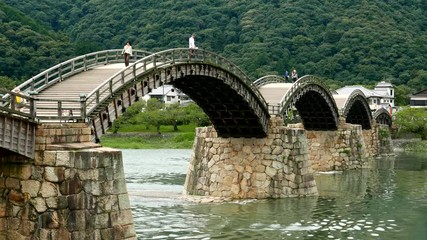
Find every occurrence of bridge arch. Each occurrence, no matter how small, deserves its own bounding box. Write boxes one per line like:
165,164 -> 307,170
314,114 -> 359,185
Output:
278,76 -> 339,130
341,89 -> 373,129
253,75 -> 286,88
85,49 -> 270,140
373,108 -> 392,127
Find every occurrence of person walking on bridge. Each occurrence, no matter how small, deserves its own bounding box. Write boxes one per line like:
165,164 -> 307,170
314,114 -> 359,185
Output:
291,69 -> 298,82
122,40 -> 133,67
188,34 -> 197,58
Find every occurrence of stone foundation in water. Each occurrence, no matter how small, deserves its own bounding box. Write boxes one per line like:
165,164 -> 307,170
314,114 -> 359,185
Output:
183,117 -> 318,199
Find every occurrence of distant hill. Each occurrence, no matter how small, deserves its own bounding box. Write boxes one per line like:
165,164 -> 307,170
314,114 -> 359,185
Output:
0,2 -> 74,82
1,0 -> 426,97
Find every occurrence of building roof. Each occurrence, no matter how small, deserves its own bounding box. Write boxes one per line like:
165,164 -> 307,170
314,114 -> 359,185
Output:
148,85 -> 176,96
411,88 -> 427,97
374,81 -> 393,88
335,86 -> 387,98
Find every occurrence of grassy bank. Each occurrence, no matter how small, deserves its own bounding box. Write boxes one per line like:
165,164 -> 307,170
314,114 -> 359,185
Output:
100,124 -> 197,149
401,140 -> 427,152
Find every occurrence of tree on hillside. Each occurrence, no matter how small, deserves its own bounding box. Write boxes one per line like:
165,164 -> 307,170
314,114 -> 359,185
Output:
0,76 -> 16,90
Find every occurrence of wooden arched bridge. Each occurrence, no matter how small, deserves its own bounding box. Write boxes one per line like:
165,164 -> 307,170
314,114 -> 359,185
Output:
0,48 -> 391,159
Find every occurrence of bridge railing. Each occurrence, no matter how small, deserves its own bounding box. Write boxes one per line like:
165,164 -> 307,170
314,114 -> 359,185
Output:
84,48 -> 268,118
0,49 -> 151,122
252,75 -> 286,88
274,75 -> 331,115
0,88 -> 36,121
8,49 -> 152,96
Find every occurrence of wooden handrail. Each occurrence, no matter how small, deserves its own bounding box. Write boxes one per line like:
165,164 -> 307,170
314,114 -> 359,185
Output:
84,48 -> 269,119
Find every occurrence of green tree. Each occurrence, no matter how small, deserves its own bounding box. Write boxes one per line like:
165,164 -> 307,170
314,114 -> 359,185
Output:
394,85 -> 411,106
0,76 -> 16,90
395,108 -> 427,140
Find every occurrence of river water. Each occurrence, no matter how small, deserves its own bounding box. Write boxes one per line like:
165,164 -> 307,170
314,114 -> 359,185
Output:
122,149 -> 427,240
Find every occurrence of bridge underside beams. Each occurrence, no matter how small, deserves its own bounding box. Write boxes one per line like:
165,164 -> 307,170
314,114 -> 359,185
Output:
91,86 -> 140,142
174,76 -> 267,138
376,113 -> 392,127
346,101 -> 372,129
295,91 -> 337,131
0,114 -> 35,159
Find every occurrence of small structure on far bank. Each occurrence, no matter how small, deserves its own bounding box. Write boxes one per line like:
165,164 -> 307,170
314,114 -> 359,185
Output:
336,81 -> 395,113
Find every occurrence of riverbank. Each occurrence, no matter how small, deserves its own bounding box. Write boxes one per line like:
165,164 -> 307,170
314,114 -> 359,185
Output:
100,132 -> 195,149
101,132 -> 427,152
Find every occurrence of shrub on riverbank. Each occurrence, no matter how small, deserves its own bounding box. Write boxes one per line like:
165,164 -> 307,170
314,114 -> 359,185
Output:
402,140 -> 427,152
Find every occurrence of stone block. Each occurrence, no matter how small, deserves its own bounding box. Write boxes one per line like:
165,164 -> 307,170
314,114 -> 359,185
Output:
110,209 -> 134,226
118,194 -> 131,210
67,191 -> 92,210
94,213 -> 110,229
40,211 -> 60,229
113,179 -> 128,195
83,180 -> 102,196
30,197 -> 47,213
78,169 -> 99,181
100,228 -> 114,240
96,195 -> 118,213
21,180 -> 40,197
44,167 -> 65,182
59,175 -> 82,195
67,210 -> 88,231
5,177 -> 20,189
56,151 -> 74,167
9,164 -> 32,180
46,197 -> 58,209
265,166 -> 277,178
40,182 -> 58,198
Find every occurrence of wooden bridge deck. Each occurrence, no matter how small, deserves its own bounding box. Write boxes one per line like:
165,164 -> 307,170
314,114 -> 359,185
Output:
38,64 -> 123,98
258,82 -> 293,107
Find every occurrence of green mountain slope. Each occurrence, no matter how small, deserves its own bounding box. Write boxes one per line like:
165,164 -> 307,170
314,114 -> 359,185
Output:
2,0 -> 426,94
0,2 -> 74,82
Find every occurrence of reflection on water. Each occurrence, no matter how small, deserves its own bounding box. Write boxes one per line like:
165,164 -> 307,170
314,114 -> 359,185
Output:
122,149 -> 427,240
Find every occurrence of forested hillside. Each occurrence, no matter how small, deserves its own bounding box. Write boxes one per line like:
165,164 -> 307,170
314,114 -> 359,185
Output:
1,0 -> 426,104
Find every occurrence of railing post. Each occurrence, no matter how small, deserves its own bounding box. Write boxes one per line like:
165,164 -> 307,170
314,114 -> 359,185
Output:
58,101 -> 63,121
80,94 -> 87,121
28,91 -> 38,121
45,72 -> 49,85
96,90 -> 100,104
58,65 -> 63,82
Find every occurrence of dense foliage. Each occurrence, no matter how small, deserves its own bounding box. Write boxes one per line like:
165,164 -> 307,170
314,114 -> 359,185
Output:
395,108 -> 427,140
0,2 -> 74,82
1,0 -> 427,97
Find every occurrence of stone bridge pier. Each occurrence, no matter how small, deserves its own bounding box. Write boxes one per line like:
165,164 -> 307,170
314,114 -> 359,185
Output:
183,116 -> 393,200
0,123 -> 136,240
183,116 -> 319,199
305,118 -> 393,171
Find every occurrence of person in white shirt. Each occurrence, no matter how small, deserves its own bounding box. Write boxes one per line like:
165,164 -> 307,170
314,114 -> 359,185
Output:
122,41 -> 133,67
188,34 -> 197,58
291,69 -> 298,82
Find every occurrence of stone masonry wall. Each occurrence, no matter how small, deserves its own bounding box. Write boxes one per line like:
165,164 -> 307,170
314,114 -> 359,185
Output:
0,123 -> 136,239
307,123 -> 370,171
183,116 -> 318,199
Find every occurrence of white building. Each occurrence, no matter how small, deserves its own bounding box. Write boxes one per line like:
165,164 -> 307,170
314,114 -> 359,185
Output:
336,81 -> 395,112
147,84 -> 191,105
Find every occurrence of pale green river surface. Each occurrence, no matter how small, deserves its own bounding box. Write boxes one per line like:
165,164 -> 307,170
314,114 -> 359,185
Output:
122,149 -> 427,240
